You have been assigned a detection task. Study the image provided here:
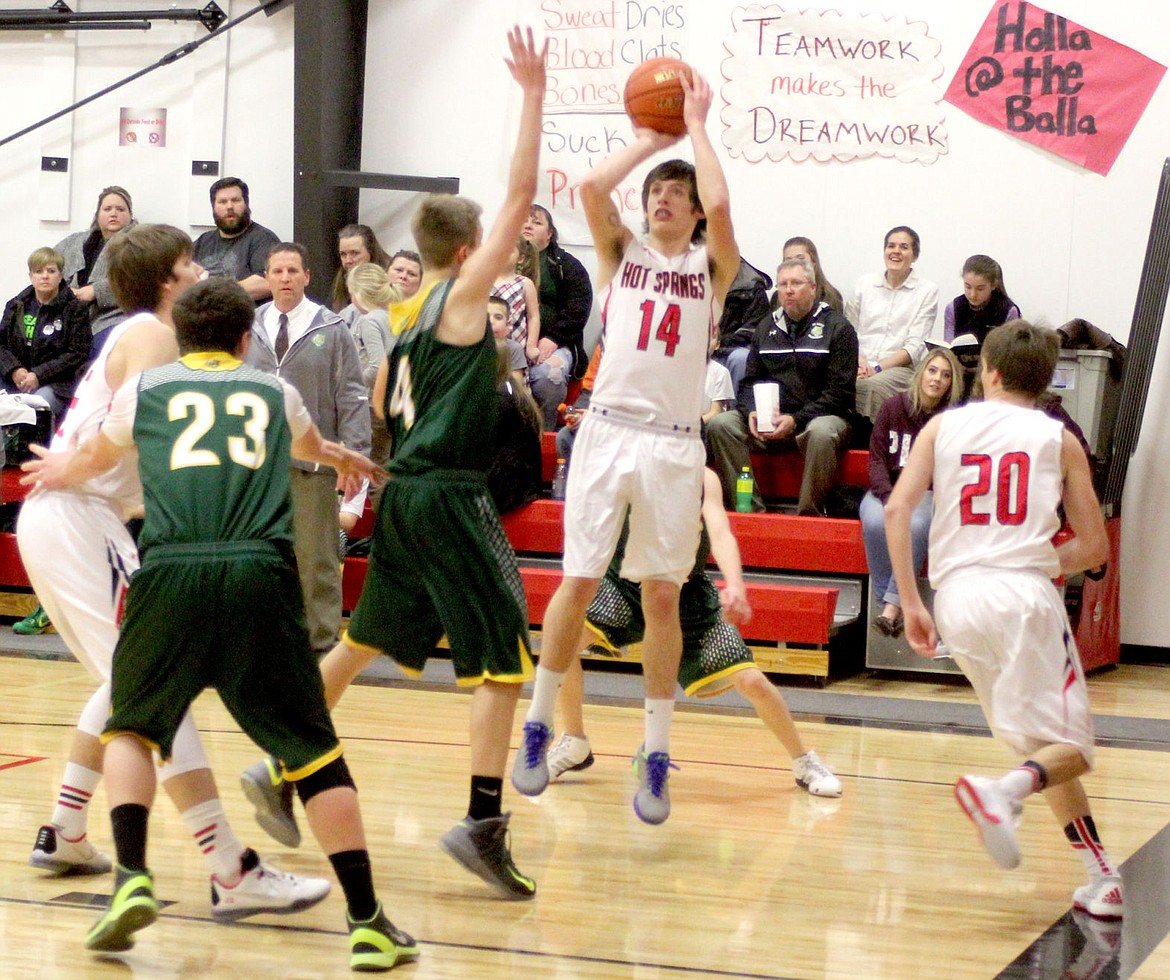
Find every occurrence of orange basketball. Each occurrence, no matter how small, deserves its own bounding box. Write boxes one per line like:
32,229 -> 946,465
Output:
623,57 -> 693,135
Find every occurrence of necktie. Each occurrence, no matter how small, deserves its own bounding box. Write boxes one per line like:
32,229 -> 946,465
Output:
275,312 -> 289,361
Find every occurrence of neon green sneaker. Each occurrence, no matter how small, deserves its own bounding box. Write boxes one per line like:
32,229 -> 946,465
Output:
348,901 -> 419,972
13,604 -> 51,635
85,866 -> 159,952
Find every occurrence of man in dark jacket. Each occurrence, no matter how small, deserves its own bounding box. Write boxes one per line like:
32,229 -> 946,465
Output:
0,246 -> 90,422
706,257 -> 857,515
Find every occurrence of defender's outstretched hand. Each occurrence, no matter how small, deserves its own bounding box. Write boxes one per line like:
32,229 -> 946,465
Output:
504,25 -> 548,95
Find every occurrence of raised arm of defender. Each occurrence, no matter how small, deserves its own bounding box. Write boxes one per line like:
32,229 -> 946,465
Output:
439,27 -> 548,347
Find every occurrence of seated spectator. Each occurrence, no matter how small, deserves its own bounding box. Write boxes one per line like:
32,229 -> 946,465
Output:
488,295 -> 528,388
704,331 -> 735,423
0,246 -> 90,422
387,249 -> 423,300
781,236 -> 843,314
944,254 -> 1020,343
331,223 -> 392,315
713,257 -> 773,393
493,237 -> 541,365
56,185 -> 135,342
521,205 -> 592,428
860,348 -> 962,636
943,254 -> 1021,400
192,176 -> 281,301
488,339 -> 543,514
707,256 -> 857,515
554,343 -> 600,474
846,225 -> 938,421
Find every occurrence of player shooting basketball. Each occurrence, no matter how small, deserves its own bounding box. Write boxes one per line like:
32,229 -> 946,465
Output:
512,61 -> 741,825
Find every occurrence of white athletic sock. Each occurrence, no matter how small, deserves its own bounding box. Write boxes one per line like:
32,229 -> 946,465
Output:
50,763 -> 102,839
644,698 -> 675,756
1065,815 -> 1119,879
526,665 -> 566,727
996,766 -> 1041,803
181,799 -> 246,883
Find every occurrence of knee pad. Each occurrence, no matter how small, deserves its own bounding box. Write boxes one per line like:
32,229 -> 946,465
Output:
158,711 -> 210,779
294,755 -> 356,806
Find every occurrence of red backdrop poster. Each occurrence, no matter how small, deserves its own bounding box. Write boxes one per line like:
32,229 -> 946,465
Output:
944,1 -> 1164,175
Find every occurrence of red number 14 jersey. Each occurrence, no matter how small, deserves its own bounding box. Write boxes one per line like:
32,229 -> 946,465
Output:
593,238 -> 714,428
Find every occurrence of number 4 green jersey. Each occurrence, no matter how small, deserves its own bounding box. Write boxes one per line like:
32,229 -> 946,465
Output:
103,352 -> 312,554
384,279 -> 499,478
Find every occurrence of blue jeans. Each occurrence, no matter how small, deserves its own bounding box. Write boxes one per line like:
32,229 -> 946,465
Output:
720,347 -> 750,394
860,489 -> 932,607
530,346 -> 573,430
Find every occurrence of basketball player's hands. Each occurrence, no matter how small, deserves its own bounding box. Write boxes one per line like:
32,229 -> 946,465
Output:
632,127 -> 682,154
20,441 -> 74,494
680,68 -> 713,133
328,445 -> 385,499
719,583 -> 752,626
504,25 -> 547,97
902,602 -> 939,658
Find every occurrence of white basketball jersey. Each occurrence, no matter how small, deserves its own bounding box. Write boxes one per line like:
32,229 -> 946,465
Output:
592,239 -> 713,427
929,401 -> 1064,586
52,313 -> 148,514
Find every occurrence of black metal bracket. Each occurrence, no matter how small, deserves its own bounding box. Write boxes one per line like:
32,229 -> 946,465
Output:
0,2 -> 228,33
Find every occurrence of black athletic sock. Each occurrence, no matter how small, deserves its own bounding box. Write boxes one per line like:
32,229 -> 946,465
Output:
469,776 -> 503,822
329,849 -> 378,921
109,803 -> 150,872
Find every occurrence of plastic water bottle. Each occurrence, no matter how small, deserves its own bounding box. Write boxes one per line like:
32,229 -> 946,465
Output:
551,458 -> 568,500
735,466 -> 753,513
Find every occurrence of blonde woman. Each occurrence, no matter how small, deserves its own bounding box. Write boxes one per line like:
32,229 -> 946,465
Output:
861,347 -> 963,636
346,263 -> 400,476
345,262 -> 398,388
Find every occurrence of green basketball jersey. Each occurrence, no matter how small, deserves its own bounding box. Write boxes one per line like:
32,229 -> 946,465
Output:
383,279 -> 498,477
131,353 -> 296,553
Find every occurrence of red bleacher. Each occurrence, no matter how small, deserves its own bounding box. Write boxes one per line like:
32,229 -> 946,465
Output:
4,434 -> 871,674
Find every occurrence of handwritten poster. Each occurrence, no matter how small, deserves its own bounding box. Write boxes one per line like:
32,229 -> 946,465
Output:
944,2 -> 1165,176
721,6 -> 948,165
534,0 -> 688,242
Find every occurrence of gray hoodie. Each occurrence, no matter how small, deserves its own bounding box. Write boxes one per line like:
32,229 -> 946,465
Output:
247,301 -> 371,473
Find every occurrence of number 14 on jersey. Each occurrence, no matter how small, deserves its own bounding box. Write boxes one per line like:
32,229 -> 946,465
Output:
636,300 -> 682,357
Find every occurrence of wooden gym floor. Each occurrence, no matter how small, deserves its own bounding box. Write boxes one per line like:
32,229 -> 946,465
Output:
2,646 -> 1170,979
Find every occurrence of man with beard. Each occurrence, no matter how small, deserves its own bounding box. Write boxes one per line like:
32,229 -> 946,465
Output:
193,177 -> 280,301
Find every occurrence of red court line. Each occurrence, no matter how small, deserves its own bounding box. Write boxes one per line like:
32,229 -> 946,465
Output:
0,755 -> 46,771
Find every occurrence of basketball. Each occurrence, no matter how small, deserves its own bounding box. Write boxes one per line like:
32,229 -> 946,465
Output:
623,57 -> 693,135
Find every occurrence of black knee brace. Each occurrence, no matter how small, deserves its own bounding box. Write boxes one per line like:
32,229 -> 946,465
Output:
294,755 -> 356,805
